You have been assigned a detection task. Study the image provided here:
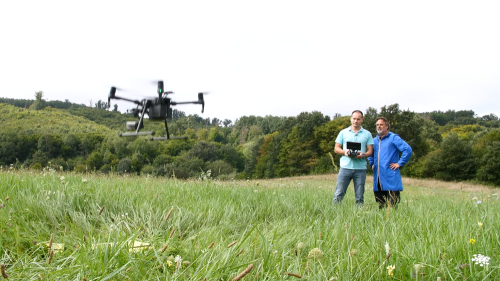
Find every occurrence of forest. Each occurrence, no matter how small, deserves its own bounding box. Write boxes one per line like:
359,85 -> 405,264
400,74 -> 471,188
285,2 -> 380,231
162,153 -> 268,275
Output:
1,93 -> 500,186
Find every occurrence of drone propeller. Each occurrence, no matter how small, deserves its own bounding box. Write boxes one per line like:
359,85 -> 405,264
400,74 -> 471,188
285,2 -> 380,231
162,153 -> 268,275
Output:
108,86 -> 117,105
198,92 -> 205,113
108,86 -> 141,105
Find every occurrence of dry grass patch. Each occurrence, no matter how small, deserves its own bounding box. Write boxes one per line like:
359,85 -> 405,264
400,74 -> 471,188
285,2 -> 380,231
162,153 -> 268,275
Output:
247,174 -> 499,193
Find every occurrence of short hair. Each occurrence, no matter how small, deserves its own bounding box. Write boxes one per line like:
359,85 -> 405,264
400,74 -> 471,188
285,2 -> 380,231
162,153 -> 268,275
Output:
376,116 -> 390,129
351,110 -> 363,117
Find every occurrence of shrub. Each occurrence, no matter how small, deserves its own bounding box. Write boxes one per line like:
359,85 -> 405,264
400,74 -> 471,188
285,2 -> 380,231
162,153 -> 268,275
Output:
116,158 -> 131,174
141,164 -> 155,176
207,160 -> 235,177
32,162 -> 42,170
74,164 -> 87,173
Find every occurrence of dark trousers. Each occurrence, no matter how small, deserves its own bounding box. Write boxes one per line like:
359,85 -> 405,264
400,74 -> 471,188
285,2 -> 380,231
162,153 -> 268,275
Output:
374,180 -> 400,209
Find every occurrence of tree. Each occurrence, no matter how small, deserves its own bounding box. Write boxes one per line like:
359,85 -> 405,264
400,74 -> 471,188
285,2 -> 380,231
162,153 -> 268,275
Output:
85,151 -> 104,170
242,137 -> 263,178
392,111 -> 429,164
208,127 -> 225,143
117,158 -> 132,173
481,113 -> 498,121
363,107 -> 378,134
172,109 -> 186,119
476,142 -> 500,185
0,133 -> 20,165
223,119 -> 233,127
207,160 -> 235,177
218,144 -> 244,172
94,100 -> 109,110
427,133 -> 476,181
422,120 -> 442,145
61,134 -> 80,158
37,134 -> 56,158
188,141 -> 219,162
31,91 -> 46,110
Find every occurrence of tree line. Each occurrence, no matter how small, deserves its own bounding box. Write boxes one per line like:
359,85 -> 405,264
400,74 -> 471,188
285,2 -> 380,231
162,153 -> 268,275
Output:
1,95 -> 499,186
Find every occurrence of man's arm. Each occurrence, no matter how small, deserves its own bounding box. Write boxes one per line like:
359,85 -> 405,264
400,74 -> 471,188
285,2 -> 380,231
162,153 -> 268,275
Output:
334,142 -> 348,157
389,135 -> 412,170
395,136 -> 412,166
364,144 -> 373,157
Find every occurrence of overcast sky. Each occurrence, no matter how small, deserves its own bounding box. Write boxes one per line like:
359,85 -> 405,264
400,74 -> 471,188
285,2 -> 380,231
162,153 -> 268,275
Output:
1,1 -> 499,122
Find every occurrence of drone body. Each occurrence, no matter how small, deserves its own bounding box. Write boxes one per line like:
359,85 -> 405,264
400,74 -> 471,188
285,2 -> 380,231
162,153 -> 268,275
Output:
108,81 -> 205,140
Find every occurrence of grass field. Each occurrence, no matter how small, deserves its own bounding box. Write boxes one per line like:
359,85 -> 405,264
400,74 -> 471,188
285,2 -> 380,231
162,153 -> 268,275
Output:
0,170 -> 498,280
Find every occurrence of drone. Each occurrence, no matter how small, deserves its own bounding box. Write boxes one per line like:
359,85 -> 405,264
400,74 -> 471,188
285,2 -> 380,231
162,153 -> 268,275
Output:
108,80 -> 205,140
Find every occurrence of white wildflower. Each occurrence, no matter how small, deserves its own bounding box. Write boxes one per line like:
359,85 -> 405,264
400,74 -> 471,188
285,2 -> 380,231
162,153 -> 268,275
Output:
472,254 -> 490,267
385,242 -> 390,255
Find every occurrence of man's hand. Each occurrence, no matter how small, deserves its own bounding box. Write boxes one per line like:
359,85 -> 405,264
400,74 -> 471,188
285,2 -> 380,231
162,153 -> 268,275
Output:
356,152 -> 365,159
389,163 -> 400,170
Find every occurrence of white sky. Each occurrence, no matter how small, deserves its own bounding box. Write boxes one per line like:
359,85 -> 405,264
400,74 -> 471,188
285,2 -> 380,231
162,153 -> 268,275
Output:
1,0 -> 499,122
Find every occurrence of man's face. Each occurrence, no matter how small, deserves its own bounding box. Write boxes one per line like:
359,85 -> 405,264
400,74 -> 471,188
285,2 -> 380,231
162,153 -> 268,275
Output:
351,112 -> 363,128
376,120 -> 389,135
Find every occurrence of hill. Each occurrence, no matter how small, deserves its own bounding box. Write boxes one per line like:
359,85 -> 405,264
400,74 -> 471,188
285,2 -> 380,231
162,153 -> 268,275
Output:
0,103 -> 113,135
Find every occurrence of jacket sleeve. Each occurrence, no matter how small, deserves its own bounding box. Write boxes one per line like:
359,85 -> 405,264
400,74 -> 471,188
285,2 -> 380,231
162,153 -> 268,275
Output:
367,156 -> 374,166
367,137 -> 375,166
394,135 -> 412,167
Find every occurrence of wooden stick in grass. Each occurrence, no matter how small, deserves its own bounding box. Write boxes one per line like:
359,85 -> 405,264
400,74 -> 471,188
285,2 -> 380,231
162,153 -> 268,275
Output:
285,272 -> 302,278
48,250 -> 54,264
1,264 -> 8,279
232,264 -> 253,281
227,240 -> 238,248
236,248 -> 244,256
161,243 -> 169,253
165,207 -> 173,221
99,205 -> 105,215
48,234 -> 54,249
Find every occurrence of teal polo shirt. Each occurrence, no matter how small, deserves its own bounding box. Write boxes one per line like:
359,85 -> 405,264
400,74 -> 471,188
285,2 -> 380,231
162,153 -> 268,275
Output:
335,126 -> 374,169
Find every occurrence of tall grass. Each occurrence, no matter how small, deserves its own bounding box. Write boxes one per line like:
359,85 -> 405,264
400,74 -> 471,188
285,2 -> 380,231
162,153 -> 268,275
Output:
0,170 -> 498,280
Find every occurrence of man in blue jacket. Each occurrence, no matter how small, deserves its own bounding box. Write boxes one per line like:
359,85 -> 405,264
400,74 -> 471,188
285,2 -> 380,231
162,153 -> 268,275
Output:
368,117 -> 412,209
333,110 -> 374,206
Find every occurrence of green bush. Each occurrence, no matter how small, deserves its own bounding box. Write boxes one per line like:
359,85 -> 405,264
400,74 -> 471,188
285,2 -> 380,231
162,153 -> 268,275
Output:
207,160 -> 235,177
74,164 -> 87,173
141,164 -> 155,176
117,158 -> 131,174
31,162 -> 42,170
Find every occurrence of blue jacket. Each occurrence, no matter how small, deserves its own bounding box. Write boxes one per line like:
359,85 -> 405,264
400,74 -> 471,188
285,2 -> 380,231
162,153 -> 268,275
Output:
367,132 -> 412,191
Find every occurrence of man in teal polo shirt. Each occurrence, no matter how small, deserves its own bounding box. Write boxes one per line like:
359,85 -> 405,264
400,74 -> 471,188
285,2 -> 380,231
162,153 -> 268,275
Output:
333,110 -> 374,206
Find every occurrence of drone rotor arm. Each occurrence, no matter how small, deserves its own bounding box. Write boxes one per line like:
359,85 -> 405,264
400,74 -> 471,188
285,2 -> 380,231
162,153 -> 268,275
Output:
110,96 -> 142,105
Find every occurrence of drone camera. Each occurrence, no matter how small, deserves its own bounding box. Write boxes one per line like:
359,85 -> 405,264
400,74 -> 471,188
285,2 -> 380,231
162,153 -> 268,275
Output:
126,121 -> 144,131
149,104 -> 168,121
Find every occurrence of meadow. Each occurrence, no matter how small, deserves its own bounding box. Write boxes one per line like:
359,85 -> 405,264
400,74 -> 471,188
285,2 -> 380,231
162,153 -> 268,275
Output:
0,170 -> 498,280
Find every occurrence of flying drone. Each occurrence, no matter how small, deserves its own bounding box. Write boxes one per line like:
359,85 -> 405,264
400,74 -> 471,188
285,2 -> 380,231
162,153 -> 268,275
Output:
108,81 -> 205,140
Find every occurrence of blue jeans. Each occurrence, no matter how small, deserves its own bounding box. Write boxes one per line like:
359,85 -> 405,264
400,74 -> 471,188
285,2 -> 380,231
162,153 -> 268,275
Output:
333,168 -> 366,205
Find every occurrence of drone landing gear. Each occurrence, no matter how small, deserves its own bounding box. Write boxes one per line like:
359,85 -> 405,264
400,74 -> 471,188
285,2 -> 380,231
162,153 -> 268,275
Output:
150,136 -> 188,140
150,119 -> 187,140
120,131 -> 155,137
